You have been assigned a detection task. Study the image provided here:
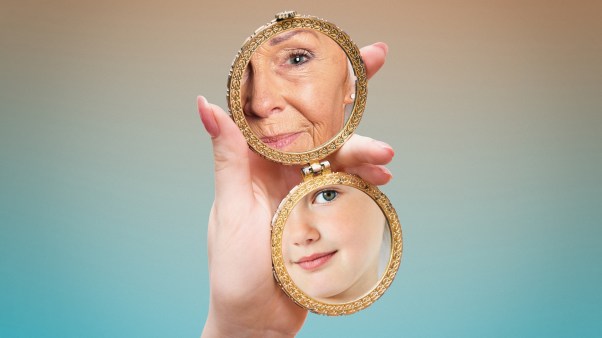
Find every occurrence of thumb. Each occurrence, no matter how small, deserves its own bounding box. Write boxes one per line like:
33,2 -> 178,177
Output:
361,42 -> 388,80
197,96 -> 254,204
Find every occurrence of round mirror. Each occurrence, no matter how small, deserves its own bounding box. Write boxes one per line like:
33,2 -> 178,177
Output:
227,13 -> 367,165
240,28 -> 357,153
271,172 -> 402,315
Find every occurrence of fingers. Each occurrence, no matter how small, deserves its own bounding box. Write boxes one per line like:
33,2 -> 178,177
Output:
328,134 -> 394,185
346,164 -> 392,186
331,134 -> 394,166
360,42 -> 388,80
197,96 -> 254,204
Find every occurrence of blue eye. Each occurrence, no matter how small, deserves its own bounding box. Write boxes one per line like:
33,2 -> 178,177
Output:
286,49 -> 312,66
290,54 -> 307,64
314,190 -> 337,204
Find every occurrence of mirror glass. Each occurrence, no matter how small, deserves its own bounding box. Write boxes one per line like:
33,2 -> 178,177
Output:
281,184 -> 391,304
240,28 -> 357,153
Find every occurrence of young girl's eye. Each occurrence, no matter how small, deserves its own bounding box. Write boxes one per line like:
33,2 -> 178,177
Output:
314,190 -> 337,204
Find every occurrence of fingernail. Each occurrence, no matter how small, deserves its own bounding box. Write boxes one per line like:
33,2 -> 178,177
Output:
381,166 -> 392,177
375,140 -> 394,155
197,95 -> 220,138
380,166 -> 393,183
373,42 -> 388,56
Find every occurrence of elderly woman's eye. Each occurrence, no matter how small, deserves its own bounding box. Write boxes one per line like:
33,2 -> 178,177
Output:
314,190 -> 338,204
291,55 -> 306,64
286,49 -> 312,66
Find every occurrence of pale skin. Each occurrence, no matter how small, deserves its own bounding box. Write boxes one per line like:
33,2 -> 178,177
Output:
284,185 -> 387,303
198,42 -> 390,338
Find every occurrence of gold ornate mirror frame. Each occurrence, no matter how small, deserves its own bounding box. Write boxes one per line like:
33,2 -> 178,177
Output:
226,11 -> 402,316
271,172 -> 403,315
227,11 -> 368,165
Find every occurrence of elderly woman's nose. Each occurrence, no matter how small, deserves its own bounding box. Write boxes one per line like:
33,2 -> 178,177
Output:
246,71 -> 284,118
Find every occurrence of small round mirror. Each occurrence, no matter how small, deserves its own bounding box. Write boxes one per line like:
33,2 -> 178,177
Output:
271,173 -> 402,315
227,13 -> 367,165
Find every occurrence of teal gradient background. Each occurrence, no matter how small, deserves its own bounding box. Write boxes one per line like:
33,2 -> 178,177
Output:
1,1 -> 601,337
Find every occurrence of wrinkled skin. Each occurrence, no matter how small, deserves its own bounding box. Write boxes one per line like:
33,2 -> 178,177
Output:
242,29 -> 355,152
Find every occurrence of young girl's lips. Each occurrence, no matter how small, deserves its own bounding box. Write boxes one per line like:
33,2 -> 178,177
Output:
260,132 -> 302,150
295,251 -> 337,271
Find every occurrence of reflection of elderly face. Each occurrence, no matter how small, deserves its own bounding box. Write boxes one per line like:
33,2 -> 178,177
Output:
282,185 -> 387,303
241,29 -> 355,152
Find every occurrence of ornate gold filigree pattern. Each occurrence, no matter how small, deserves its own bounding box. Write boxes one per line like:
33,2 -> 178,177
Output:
227,14 -> 368,165
271,172 -> 403,315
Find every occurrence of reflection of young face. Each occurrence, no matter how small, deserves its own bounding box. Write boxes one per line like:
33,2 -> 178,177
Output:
282,185 -> 387,303
241,29 -> 355,152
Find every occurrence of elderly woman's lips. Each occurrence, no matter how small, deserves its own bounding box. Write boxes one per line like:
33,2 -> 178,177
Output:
260,132 -> 302,150
295,251 -> 337,271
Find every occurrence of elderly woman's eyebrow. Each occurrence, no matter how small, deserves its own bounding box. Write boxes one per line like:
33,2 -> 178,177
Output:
269,29 -> 319,46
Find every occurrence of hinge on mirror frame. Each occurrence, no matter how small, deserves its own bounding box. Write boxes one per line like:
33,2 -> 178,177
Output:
301,160 -> 331,181
275,11 -> 297,21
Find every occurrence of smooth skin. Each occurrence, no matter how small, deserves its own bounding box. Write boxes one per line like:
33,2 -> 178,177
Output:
198,42 -> 391,338
283,185 -> 386,304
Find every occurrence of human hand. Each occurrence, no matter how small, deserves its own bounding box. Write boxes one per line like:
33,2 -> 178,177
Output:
198,42 -> 391,338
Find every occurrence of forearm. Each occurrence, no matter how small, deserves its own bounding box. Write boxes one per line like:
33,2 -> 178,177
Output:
201,310 -> 297,338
